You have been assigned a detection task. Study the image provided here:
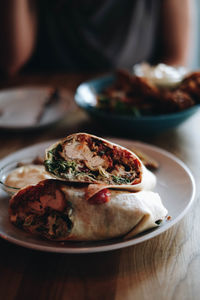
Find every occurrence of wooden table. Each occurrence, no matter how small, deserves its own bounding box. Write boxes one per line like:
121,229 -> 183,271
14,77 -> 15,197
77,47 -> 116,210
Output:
0,73 -> 199,300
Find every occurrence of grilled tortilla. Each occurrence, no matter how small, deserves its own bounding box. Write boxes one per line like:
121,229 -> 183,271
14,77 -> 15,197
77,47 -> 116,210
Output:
9,179 -> 167,241
44,133 -> 143,186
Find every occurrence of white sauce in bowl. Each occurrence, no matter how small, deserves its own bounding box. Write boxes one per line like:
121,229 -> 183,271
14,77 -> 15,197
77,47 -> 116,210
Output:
133,62 -> 188,88
5,164 -> 52,190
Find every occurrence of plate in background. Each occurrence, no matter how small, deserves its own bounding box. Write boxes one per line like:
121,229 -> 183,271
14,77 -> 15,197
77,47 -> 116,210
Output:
0,86 -> 74,130
0,138 -> 196,253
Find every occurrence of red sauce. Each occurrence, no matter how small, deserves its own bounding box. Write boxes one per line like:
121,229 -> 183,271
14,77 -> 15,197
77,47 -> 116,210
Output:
88,188 -> 111,205
10,180 -> 61,211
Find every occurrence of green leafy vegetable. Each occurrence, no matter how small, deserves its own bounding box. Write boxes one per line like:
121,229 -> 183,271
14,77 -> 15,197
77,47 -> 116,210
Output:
112,175 -> 132,184
44,147 -> 77,178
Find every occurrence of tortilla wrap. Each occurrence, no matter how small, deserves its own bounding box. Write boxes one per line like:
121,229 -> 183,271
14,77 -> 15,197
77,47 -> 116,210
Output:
9,179 -> 167,241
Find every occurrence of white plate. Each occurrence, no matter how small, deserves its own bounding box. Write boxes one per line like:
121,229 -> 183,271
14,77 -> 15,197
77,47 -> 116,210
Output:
0,87 -> 74,130
0,139 -> 196,253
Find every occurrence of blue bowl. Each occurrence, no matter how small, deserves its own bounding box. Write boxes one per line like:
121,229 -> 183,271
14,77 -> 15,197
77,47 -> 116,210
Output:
75,74 -> 200,136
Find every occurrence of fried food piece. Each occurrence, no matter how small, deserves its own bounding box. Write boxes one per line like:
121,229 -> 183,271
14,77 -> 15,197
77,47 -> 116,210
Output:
99,69 -> 196,115
115,69 -> 160,99
157,90 -> 195,113
100,69 -> 160,114
179,71 -> 200,102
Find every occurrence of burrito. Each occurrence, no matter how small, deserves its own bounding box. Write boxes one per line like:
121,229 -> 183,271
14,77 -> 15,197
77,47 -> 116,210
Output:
9,179 -> 167,241
44,133 -> 143,186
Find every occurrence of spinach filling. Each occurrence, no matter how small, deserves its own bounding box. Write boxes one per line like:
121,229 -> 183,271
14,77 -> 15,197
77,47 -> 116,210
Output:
45,158 -> 76,177
111,175 -> 132,184
44,144 -> 77,179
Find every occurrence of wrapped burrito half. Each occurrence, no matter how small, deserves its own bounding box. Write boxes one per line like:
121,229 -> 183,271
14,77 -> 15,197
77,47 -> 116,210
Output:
44,133 -> 145,185
44,133 -> 156,196
9,179 -> 167,241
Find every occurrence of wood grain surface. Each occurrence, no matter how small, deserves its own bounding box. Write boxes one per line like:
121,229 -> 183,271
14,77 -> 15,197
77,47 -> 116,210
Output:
0,73 -> 199,300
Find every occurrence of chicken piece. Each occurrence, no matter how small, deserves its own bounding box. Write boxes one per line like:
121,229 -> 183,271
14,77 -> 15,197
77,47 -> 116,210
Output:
157,90 -> 195,113
179,72 -> 200,102
113,69 -> 160,100
100,69 -> 160,115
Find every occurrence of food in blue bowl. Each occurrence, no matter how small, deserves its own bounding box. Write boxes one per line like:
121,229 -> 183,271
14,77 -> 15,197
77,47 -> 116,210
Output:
75,65 -> 200,135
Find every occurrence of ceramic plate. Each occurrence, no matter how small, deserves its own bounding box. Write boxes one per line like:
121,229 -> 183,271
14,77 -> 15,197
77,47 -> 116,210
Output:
0,86 -> 74,130
0,139 -> 196,253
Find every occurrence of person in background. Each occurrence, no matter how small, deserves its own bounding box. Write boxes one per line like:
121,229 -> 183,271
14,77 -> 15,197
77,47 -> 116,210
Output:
0,0 -> 194,76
